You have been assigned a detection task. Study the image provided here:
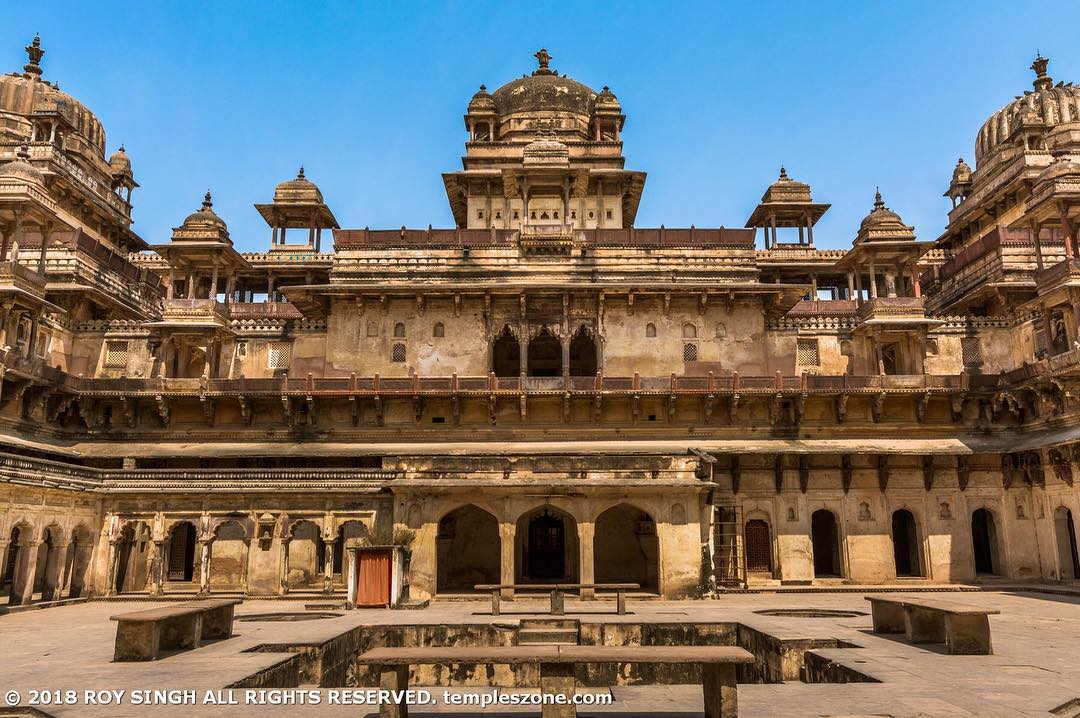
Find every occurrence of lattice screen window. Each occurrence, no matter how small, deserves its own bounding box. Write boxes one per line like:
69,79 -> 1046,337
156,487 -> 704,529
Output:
392,343 -> 407,363
961,337 -> 982,367
797,338 -> 821,366
683,342 -> 698,362
104,340 -> 129,368
267,341 -> 292,370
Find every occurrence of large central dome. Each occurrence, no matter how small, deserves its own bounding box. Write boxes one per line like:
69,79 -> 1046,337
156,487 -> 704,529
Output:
489,48 -> 599,117
975,55 -> 1080,163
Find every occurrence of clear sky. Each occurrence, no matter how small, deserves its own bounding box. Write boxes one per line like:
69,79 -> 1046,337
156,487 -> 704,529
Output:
2,1 -> 1077,252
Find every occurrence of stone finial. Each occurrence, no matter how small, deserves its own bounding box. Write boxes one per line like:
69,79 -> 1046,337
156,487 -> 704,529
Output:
297,165 -> 305,180
874,187 -> 884,209
202,190 -> 213,210
779,165 -> 789,180
533,48 -> 555,76
24,34 -> 44,76
1032,53 -> 1053,91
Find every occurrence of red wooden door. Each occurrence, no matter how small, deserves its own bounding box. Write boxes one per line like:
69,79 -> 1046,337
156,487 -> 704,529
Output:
356,550 -> 391,607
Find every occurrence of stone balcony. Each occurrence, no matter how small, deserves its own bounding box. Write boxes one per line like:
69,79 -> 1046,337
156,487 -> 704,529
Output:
856,296 -> 935,325
0,259 -> 47,299
517,223 -> 580,254
156,297 -> 231,329
1034,257 -> 1080,296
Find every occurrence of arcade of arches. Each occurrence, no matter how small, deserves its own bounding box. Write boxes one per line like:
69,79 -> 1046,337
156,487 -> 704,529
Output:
491,325 -> 599,377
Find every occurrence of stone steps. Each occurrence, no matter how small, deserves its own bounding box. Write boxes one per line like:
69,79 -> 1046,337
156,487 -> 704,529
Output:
517,618 -> 580,645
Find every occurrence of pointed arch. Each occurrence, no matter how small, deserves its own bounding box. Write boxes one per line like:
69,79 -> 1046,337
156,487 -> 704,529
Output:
569,325 -> 597,377
437,504 -> 500,592
594,503 -> 658,592
492,325 -> 520,377
527,326 -> 562,377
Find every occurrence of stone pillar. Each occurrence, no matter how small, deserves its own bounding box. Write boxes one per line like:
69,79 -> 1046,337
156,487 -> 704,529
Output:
322,540 -> 335,593
280,538 -> 291,595
166,268 -> 176,299
42,539 -> 68,601
104,540 -> 119,597
11,539 -> 41,605
37,222 -> 50,275
209,262 -> 219,299
499,523 -> 516,600
346,547 -> 359,608
0,301 -> 13,349
198,539 -> 212,595
868,262 -> 879,299
561,336 -> 570,377
149,540 -> 165,596
578,522 -> 595,600
0,539 -> 9,588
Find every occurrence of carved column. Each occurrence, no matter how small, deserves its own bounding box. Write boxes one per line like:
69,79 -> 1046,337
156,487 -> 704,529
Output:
104,539 -> 119,597
346,547 -> 359,608
239,538 -> 250,594
322,540 -> 335,593
37,221 -> 50,275
149,540 -> 166,596
578,522 -> 595,600
0,301 -> 13,349
280,537 -> 291,595
45,539 -> 69,601
198,539 -> 212,595
499,522 -> 516,600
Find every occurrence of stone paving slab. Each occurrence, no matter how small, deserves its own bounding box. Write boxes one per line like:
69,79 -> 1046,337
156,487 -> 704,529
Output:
0,590 -> 1077,716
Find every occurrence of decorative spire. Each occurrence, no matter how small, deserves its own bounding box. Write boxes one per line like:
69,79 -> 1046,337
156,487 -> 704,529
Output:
479,83 -> 486,92
779,165 -> 788,180
24,34 -> 44,76
202,190 -> 213,210
1032,53 -> 1053,91
533,48 -> 555,76
297,165 -> 305,180
873,187 -> 884,210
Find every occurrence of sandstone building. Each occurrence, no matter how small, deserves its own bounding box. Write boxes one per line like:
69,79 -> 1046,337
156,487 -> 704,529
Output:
2,41 -> 1080,607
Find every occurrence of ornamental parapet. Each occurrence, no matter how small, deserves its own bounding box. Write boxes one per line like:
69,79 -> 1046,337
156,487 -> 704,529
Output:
1034,257 -> 1080,294
856,296 -> 929,323
332,226 -> 757,251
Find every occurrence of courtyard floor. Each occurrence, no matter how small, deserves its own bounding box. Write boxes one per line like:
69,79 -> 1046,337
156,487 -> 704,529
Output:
1,588 -> 1079,717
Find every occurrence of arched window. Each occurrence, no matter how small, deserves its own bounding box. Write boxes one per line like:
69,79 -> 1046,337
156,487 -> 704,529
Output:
682,323 -> 697,339
645,323 -> 657,338
391,343 -> 406,362
393,322 -> 406,338
433,322 -> 445,338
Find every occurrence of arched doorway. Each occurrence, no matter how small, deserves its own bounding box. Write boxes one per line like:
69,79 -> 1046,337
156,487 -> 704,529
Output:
971,508 -> 1000,575
286,520 -> 322,589
516,507 -> 578,584
113,524 -> 137,593
209,521 -> 248,590
744,519 -> 772,574
594,504 -> 659,592
437,505 -> 500,592
492,327 -> 520,377
569,327 -> 597,377
891,509 -> 922,577
1054,507 -> 1080,580
166,522 -> 196,584
527,328 -> 562,377
810,509 -> 841,578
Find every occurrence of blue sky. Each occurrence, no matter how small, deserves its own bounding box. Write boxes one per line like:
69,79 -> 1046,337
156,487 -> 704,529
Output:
2,1 -> 1077,252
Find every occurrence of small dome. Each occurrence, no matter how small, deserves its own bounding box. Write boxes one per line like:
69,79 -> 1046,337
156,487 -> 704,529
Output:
109,145 -> 131,175
0,144 -> 45,185
595,85 -> 620,110
951,157 -> 972,184
273,166 -> 325,204
182,191 -> 227,229
860,190 -> 902,229
468,84 -> 495,112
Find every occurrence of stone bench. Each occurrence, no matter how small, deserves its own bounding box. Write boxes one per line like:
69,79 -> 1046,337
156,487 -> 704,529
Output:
474,583 -> 639,616
357,644 -> 754,718
865,595 -> 999,655
110,599 -> 241,661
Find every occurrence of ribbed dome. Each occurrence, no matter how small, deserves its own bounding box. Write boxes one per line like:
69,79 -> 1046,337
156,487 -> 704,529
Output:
975,55 -> 1080,163
0,36 -> 107,158
182,191 -> 227,229
490,50 -> 598,117
0,144 -> 44,185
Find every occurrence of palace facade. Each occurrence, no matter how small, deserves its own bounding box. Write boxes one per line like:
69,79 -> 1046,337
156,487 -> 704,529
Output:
2,42 -> 1080,606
